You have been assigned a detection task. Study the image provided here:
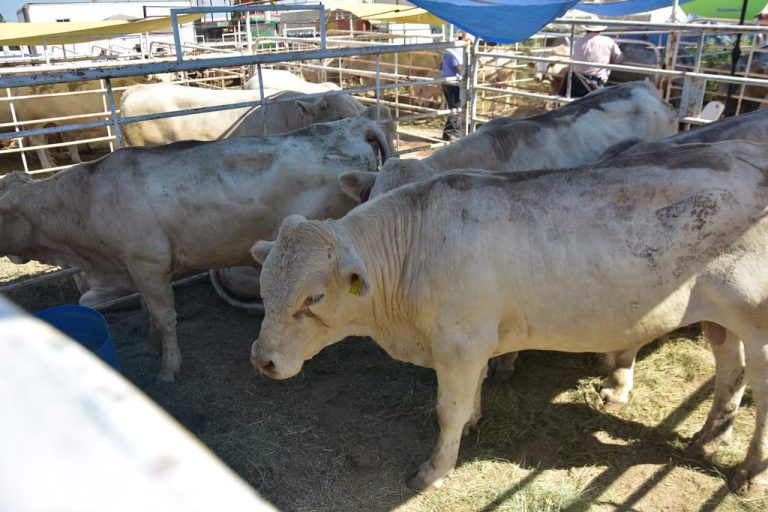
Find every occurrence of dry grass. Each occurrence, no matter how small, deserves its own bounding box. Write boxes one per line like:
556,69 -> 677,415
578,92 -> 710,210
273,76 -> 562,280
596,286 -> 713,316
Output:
0,256 -> 59,285
5,264 -> 768,512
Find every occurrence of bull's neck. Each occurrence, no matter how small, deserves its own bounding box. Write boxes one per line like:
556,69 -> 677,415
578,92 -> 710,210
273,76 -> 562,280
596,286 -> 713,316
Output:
339,199 -> 425,339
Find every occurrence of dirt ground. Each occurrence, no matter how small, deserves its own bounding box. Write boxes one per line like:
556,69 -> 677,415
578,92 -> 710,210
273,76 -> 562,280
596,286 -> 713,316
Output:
2,257 -> 767,512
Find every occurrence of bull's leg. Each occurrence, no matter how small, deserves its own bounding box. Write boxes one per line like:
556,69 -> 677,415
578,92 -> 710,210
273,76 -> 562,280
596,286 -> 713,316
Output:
130,265 -> 180,382
407,330 -> 493,492
487,351 -> 518,383
600,346 -> 640,406
68,143 -> 83,164
688,322 -> 745,458
31,135 -> 56,169
140,296 -> 162,356
731,333 -> 768,498
463,364 -> 488,438
72,271 -> 91,294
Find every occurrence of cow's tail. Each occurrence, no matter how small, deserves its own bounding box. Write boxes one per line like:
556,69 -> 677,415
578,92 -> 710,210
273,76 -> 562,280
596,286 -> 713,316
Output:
209,268 -> 265,314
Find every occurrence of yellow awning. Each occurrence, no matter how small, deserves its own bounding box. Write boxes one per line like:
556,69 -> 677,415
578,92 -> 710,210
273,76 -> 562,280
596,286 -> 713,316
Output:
323,2 -> 445,25
0,14 -> 204,46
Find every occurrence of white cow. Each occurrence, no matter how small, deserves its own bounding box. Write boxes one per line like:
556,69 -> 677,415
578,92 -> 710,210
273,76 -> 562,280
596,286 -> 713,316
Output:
250,141 -> 768,496
120,84 -> 364,146
340,108 -> 768,392
336,81 -> 677,382
4,77 -> 168,168
339,80 -> 677,204
429,80 -> 676,171
0,111 -> 390,382
207,104 -> 395,312
243,69 -> 341,94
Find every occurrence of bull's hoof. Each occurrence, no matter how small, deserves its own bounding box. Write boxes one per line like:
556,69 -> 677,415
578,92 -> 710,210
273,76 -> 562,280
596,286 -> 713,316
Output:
144,341 -> 162,356
731,468 -> 768,499
685,435 -> 719,460
156,367 -> 178,383
600,387 -> 629,409
406,465 -> 450,493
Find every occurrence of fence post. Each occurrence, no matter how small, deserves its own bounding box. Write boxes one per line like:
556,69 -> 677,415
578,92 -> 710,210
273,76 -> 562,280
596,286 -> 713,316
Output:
104,78 -> 123,148
100,79 -> 115,152
5,88 -> 30,173
467,38 -> 479,134
566,24 -> 575,98
375,54 -> 382,122
680,76 -> 706,119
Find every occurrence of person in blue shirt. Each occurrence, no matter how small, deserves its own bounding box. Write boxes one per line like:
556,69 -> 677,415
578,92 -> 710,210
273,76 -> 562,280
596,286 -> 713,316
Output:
441,31 -> 471,141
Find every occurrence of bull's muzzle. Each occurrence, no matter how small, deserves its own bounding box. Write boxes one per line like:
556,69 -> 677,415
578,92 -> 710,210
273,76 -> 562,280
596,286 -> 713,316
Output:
250,340 -> 278,378
250,353 -> 277,377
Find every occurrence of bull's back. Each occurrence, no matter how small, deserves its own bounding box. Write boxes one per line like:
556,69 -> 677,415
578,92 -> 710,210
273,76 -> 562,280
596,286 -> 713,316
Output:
121,85 -> 258,145
82,137 -> 350,266
395,143 -> 768,349
671,109 -> 768,145
427,82 -> 676,172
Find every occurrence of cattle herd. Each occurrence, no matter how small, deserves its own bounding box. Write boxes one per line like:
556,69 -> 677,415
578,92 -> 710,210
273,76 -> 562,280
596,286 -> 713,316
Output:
2,76 -> 768,499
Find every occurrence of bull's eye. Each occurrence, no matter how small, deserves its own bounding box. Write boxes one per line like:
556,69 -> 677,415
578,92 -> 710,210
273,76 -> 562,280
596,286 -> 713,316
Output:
304,294 -> 324,307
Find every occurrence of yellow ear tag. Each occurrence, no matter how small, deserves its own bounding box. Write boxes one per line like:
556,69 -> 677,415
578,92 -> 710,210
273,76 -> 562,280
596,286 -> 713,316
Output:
348,275 -> 362,296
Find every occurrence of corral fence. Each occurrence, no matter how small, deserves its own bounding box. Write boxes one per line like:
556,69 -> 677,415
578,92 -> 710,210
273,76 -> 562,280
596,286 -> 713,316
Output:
470,17 -> 768,129
3,7 -> 768,300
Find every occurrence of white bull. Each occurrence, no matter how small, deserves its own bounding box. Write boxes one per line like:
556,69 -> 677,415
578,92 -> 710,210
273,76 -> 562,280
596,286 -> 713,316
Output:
207,105 -> 395,312
0,111 -> 390,382
336,81 -> 677,382
3,77 -> 168,168
250,140 -> 768,497
339,81 -> 677,204
340,106 -> 768,393
119,84 -> 364,146
243,69 -> 341,94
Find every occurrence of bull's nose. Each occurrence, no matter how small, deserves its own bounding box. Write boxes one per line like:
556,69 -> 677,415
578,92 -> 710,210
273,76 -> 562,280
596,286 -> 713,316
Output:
250,354 -> 276,375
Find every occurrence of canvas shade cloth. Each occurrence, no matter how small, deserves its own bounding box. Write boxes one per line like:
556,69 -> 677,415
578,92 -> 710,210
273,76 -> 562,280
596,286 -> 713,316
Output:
0,13 -> 204,46
408,0 -> 700,43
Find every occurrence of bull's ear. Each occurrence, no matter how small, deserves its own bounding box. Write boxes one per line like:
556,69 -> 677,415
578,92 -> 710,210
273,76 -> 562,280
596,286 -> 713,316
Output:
359,105 -> 378,120
338,171 -> 377,203
251,240 -> 275,265
295,99 -> 318,118
280,214 -> 306,232
337,243 -> 370,298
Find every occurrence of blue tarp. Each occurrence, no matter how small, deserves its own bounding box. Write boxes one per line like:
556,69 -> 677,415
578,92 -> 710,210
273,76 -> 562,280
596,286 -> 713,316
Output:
409,0 -> 581,43
408,0 -> 692,43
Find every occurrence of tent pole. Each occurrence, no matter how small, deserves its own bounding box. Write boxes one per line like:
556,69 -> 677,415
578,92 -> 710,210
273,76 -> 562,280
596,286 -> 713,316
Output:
725,0 -> 750,115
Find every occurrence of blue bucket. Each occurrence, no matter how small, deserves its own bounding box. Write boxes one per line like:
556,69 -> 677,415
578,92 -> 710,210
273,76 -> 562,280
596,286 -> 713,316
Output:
34,305 -> 120,371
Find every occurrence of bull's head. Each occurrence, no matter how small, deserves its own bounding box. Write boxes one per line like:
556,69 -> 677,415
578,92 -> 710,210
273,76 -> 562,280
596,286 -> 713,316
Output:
250,215 -> 371,379
338,158 -> 436,203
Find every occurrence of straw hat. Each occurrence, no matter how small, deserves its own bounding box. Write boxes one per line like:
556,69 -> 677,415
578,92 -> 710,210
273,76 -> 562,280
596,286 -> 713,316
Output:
581,24 -> 608,32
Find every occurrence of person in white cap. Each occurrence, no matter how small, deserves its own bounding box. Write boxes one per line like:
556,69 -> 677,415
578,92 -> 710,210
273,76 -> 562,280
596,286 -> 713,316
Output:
559,23 -> 623,97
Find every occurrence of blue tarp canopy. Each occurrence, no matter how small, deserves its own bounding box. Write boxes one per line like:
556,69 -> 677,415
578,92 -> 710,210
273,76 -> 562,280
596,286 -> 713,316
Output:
408,0 -> 693,43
